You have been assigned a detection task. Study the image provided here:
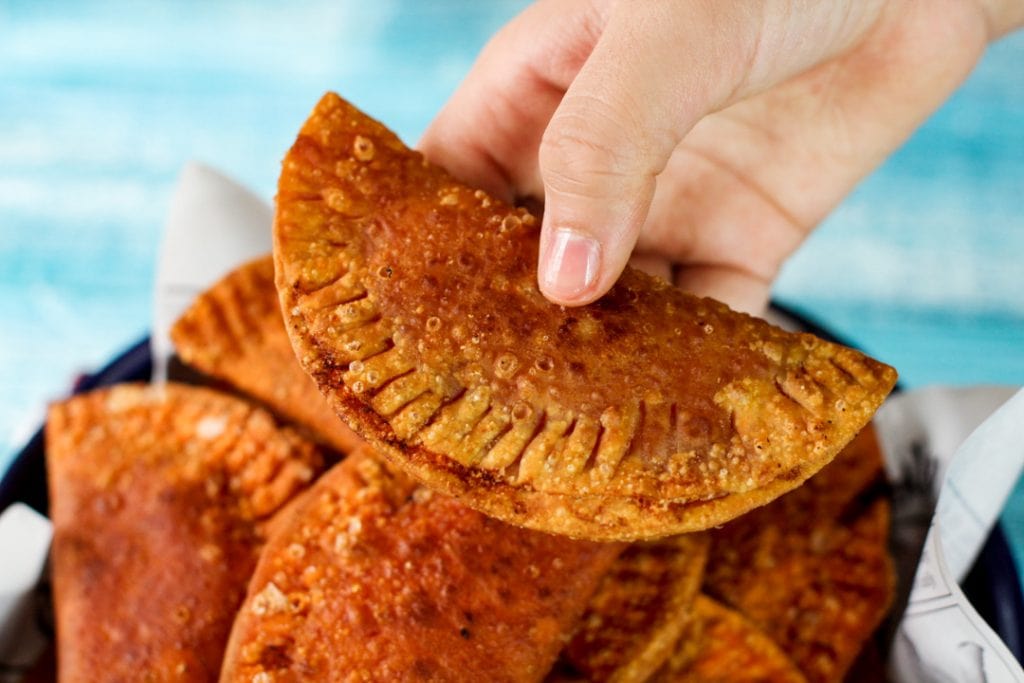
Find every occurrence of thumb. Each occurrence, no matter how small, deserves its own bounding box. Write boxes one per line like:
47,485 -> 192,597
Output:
536,2 -> 745,305
536,0 -> 887,306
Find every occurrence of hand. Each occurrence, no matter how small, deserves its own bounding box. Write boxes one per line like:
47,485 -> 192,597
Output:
420,0 -> 1023,313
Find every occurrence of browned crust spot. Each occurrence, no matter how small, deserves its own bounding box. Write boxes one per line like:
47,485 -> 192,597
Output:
705,431 -> 895,683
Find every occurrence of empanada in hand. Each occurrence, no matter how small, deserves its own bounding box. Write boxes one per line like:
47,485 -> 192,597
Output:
274,92 -> 897,540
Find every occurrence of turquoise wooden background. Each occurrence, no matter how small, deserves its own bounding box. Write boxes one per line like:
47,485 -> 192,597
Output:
1,1 -> 1022,560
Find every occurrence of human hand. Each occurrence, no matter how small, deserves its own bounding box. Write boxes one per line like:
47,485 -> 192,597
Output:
420,0 -> 1023,313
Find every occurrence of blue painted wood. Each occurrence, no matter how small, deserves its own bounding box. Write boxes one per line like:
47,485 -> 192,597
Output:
1,0 -> 1022,566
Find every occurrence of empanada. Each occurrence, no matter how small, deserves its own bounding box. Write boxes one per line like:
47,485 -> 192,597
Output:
172,255 -> 363,454
46,383 -> 324,681
554,534 -> 709,683
654,595 -> 807,682
221,450 -> 621,682
273,92 -> 897,540
704,429 -> 894,683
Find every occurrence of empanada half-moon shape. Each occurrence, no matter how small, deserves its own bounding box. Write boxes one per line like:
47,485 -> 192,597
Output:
46,383 -> 323,681
274,92 -> 898,540
220,450 -> 621,682
172,255 -> 364,455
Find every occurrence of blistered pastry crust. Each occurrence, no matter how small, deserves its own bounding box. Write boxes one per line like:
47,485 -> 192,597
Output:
274,93 -> 897,540
46,383 -> 323,680
654,595 -> 807,682
558,534 -> 710,683
705,426 -> 894,683
221,451 -> 620,682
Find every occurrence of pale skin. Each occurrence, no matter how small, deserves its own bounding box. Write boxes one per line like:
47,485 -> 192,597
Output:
420,0 -> 1024,314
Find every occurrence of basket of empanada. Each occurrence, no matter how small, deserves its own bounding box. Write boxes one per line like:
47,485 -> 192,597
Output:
43,94 -> 903,682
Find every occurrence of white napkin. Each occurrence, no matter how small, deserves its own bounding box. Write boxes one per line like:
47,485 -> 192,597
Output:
882,387 -> 1024,681
150,162 -> 272,382
0,504 -> 52,680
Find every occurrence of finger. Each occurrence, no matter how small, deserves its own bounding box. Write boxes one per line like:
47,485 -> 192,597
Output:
644,141 -> 807,300
536,0 -> 888,306
976,0 -> 1024,38
627,252 -> 672,283
674,265 -> 772,317
417,0 -> 609,200
535,1 -> 725,305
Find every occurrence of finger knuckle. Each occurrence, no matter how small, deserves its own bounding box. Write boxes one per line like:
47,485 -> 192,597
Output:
540,95 -> 651,196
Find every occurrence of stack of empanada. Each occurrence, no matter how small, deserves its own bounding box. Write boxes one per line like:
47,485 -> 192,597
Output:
45,94 -> 897,682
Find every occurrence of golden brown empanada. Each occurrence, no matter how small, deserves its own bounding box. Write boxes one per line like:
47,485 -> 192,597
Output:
553,534 -> 709,683
273,92 -> 897,540
746,423 -> 886,528
704,428 -> 894,683
654,595 -> 807,682
171,255 -> 364,454
46,383 -> 324,681
221,449 -> 622,682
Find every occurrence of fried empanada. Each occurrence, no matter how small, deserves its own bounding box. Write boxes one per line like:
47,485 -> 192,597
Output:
705,434 -> 894,683
46,383 -> 324,681
273,92 -> 897,540
171,255 -> 364,454
654,595 -> 807,682
221,449 -> 622,682
751,423 -> 886,528
553,534 -> 709,683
